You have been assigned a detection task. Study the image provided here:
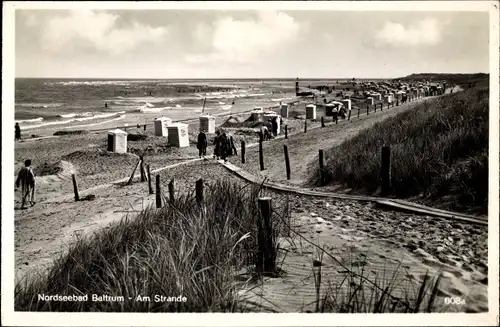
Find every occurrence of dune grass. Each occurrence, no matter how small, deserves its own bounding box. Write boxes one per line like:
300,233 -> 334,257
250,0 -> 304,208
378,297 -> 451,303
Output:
311,85 -> 489,215
15,178 -> 442,312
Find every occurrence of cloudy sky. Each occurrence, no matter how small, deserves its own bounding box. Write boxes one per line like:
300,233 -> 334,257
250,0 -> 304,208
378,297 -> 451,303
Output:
14,9 -> 489,79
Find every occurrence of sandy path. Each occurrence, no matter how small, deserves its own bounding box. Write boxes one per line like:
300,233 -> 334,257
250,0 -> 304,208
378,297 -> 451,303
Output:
238,195 -> 488,313
14,161 -> 241,282
232,90 -> 459,188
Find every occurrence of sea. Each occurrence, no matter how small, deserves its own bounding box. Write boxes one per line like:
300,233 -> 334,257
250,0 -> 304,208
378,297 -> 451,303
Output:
14,78 -> 309,134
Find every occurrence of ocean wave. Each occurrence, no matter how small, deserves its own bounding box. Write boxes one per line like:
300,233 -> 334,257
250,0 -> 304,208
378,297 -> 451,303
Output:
17,103 -> 64,108
139,106 -> 173,113
15,117 -> 44,124
45,81 -> 131,86
74,111 -> 125,122
60,115 -> 127,130
58,112 -> 93,118
193,92 -> 269,101
21,112 -> 126,129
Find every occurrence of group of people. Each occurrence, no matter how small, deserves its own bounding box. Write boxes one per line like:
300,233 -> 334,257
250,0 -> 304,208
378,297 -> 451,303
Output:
196,129 -> 237,163
261,116 -> 281,141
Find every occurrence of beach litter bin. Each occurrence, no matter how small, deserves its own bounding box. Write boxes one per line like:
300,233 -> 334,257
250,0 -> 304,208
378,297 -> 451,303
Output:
306,104 -> 317,120
325,104 -> 337,117
280,104 -> 290,118
251,108 -> 265,122
341,99 -> 351,111
263,112 -> 281,135
107,129 -> 128,154
167,123 -> 190,148
199,114 -> 216,134
154,117 -> 172,137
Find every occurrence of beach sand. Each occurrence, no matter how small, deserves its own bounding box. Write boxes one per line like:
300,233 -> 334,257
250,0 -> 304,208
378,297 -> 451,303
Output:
13,86 -> 487,313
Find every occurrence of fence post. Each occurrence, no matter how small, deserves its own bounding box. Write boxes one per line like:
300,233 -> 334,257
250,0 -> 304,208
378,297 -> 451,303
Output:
321,116 -> 325,128
380,103 -> 383,112
127,158 -> 142,185
72,173 -> 80,202
259,139 -> 265,171
366,104 -> 369,115
285,125 -> 288,139
168,179 -> 175,202
284,145 -> 291,180
196,179 -> 204,205
147,164 -> 153,195
304,119 -> 307,133
156,175 -> 162,208
319,150 -> 325,185
140,156 -> 146,182
144,124 -> 147,131
358,107 -> 360,118
241,140 -> 246,164
381,145 -> 392,196
257,197 -> 276,275
348,110 -> 351,121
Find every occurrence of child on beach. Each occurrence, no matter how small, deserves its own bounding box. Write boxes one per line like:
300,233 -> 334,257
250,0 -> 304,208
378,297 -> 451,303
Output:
15,159 -> 36,209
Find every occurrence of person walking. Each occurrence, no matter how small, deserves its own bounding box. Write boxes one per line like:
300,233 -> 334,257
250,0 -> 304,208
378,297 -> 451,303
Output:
15,123 -> 21,141
214,130 -> 221,160
219,130 -> 229,163
197,130 -> 208,158
15,159 -> 36,209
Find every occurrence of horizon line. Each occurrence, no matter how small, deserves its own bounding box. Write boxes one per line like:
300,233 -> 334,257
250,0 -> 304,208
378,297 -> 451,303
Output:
14,72 -> 489,80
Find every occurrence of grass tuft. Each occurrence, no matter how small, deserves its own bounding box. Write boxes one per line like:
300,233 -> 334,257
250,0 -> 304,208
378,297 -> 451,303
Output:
311,86 -> 489,214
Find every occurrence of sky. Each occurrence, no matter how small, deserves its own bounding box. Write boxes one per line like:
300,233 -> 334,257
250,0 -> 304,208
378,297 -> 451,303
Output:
14,8 -> 490,79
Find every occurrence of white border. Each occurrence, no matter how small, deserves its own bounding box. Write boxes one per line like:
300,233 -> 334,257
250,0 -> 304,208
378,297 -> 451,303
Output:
2,1 -> 499,326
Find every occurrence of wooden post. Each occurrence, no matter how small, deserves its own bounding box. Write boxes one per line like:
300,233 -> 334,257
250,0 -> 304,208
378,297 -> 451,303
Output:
144,124 -> 146,131
147,164 -> 153,195
396,100 -> 399,106
374,104 -> 377,113
241,140 -> 246,164
321,116 -> 325,128
259,139 -> 265,171
380,103 -> 383,111
72,173 -> 80,202
284,145 -> 291,180
304,119 -> 307,133
127,158 -> 142,185
381,145 -> 392,196
168,179 -> 175,202
155,175 -> 162,208
196,179 -> 204,205
348,110 -> 352,121
319,150 -> 325,185
358,107 -> 360,118
388,102 -> 390,110
285,125 -> 288,139
140,156 -> 146,182
256,197 -> 276,275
